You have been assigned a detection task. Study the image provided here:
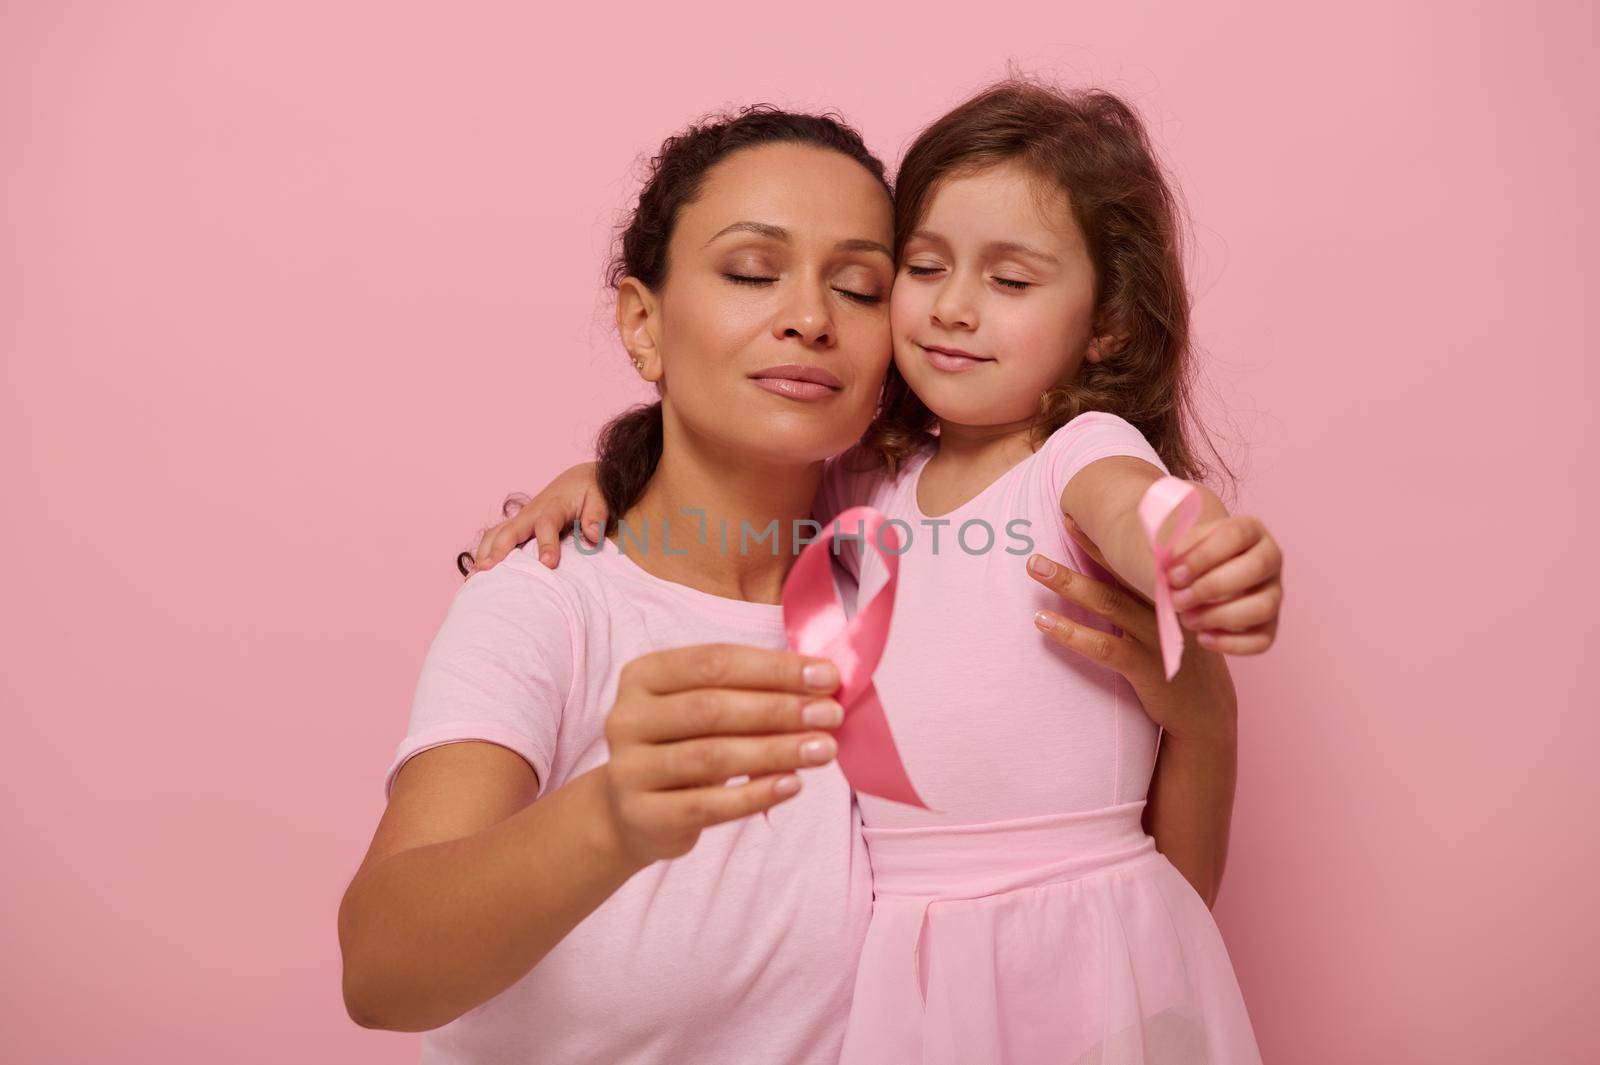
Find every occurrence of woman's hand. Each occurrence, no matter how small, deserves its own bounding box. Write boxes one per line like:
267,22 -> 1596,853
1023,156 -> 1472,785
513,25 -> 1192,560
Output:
464,462 -> 608,575
1165,512 -> 1284,655
598,644 -> 846,867
1026,518 -> 1236,742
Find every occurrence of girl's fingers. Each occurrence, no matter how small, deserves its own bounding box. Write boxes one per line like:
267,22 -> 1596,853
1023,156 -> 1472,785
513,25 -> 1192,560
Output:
1027,554 -> 1159,647
1196,621 -> 1276,655
1169,517 -> 1264,589
533,514 -> 560,568
642,773 -> 804,831
1172,537 -> 1282,607
1179,581 -> 1282,633
473,526 -> 497,570
577,490 -> 610,544
1032,608 -> 1143,677
632,731 -> 838,790
624,644 -> 840,700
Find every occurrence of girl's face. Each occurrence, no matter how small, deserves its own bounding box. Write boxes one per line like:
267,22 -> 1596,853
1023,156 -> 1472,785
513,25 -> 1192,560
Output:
622,143 -> 895,464
889,161 -> 1106,430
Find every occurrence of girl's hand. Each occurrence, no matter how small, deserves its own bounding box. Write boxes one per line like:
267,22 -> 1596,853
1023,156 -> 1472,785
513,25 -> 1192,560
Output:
466,462 -> 607,575
599,644 -> 846,866
1027,524 -> 1236,741
1164,513 -> 1283,655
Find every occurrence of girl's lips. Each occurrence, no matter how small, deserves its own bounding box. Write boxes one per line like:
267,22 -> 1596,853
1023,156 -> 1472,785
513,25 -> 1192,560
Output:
751,377 -> 838,401
922,344 -> 993,373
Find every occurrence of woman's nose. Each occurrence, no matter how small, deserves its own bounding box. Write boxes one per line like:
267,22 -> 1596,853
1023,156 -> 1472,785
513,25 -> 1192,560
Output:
773,284 -> 835,347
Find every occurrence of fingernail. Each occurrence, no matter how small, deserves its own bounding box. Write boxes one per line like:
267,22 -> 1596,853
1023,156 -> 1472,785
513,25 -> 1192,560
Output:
800,737 -> 837,764
802,700 -> 843,728
774,775 -> 801,796
1033,610 -> 1055,632
1172,588 -> 1195,608
1028,555 -> 1055,578
803,662 -> 839,690
1169,565 -> 1190,586
1197,632 -> 1216,648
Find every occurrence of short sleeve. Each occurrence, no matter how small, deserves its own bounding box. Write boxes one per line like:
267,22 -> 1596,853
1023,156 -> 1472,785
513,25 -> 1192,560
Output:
384,555 -> 579,801
1044,411 -> 1169,500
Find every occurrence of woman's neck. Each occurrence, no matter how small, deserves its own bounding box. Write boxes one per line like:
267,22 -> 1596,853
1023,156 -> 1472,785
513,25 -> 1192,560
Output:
611,430 -> 824,606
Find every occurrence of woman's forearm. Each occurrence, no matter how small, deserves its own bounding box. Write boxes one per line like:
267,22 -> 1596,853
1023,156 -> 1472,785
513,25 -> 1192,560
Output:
338,769 -> 641,1032
1143,723 -> 1237,907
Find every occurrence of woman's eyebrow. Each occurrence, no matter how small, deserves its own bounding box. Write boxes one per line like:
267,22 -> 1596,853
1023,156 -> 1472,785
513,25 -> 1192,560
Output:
705,221 -> 891,259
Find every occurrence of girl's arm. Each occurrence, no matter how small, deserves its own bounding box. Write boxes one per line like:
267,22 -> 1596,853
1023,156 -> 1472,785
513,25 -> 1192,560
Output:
1060,457 -> 1283,654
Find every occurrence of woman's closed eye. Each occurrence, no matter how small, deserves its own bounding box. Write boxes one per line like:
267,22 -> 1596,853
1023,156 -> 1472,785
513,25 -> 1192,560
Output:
724,272 -> 881,304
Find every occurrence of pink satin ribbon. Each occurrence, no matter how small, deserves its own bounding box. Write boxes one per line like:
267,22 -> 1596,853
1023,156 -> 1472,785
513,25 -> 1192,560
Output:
782,506 -> 927,808
1138,476 -> 1204,681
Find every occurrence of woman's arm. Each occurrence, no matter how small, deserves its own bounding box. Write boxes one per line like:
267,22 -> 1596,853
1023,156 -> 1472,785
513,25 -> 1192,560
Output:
339,645 -> 845,1031
1027,539 -> 1239,906
1141,635 -> 1238,906
339,750 -> 636,1031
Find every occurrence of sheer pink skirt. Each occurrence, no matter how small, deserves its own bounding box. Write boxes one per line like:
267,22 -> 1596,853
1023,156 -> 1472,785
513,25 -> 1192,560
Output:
839,801 -> 1261,1065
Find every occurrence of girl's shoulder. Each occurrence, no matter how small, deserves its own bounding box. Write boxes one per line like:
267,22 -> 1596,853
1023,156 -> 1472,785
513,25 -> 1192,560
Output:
1037,411 -> 1167,494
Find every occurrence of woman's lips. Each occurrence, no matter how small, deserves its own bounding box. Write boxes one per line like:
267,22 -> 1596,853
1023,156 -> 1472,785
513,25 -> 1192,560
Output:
921,344 -> 993,373
749,364 -> 843,401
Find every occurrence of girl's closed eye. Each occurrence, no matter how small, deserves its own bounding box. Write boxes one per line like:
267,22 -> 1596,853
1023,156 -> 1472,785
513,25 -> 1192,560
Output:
992,276 -> 1032,291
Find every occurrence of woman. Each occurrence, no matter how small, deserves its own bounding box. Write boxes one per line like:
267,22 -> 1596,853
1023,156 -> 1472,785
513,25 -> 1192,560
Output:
339,106 -> 1238,1063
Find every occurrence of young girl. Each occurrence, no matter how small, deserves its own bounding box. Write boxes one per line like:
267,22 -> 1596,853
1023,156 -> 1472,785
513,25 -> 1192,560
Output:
479,81 -> 1277,1063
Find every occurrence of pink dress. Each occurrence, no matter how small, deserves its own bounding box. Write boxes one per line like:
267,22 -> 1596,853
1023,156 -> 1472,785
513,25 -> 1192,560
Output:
817,411 -> 1262,1065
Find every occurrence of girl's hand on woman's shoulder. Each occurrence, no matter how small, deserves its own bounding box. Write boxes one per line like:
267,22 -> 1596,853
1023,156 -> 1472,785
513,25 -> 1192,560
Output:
1026,520 -> 1237,742
461,462 -> 608,576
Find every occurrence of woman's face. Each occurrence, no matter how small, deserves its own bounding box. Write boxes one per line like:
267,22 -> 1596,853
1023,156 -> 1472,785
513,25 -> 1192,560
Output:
624,144 -> 895,464
888,161 -> 1103,429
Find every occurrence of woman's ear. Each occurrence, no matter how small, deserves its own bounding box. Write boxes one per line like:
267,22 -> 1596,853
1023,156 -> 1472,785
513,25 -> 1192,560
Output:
617,278 -> 663,382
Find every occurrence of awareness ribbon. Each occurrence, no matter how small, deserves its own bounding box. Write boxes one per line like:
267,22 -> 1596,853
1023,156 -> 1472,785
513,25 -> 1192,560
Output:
781,506 -> 927,808
1137,476 -> 1204,681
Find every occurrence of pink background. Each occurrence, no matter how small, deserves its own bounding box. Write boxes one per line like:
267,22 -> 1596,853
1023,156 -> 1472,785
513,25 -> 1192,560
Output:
3,2 -> 1595,1061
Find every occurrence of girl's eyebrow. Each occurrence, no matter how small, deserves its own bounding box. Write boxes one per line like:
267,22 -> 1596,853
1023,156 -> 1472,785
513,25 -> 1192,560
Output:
988,240 -> 1060,266
706,221 -> 891,259
905,229 -> 1060,266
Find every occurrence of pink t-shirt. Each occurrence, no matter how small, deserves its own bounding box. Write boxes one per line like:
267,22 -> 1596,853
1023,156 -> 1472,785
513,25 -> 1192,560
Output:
817,411 -> 1171,829
385,538 -> 872,1064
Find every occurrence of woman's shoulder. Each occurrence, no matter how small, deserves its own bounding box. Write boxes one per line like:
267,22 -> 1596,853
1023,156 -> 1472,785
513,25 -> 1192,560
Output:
453,542 -> 593,639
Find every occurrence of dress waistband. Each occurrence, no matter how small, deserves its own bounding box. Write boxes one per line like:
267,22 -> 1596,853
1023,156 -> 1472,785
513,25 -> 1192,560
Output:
863,800 -> 1156,900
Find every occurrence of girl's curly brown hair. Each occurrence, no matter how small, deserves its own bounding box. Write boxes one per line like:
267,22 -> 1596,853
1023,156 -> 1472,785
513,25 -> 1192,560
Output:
860,79 -> 1234,491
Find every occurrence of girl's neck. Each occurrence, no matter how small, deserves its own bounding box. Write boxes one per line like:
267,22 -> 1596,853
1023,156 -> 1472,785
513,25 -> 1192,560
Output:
611,424 -> 824,607
929,414 -> 1040,472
